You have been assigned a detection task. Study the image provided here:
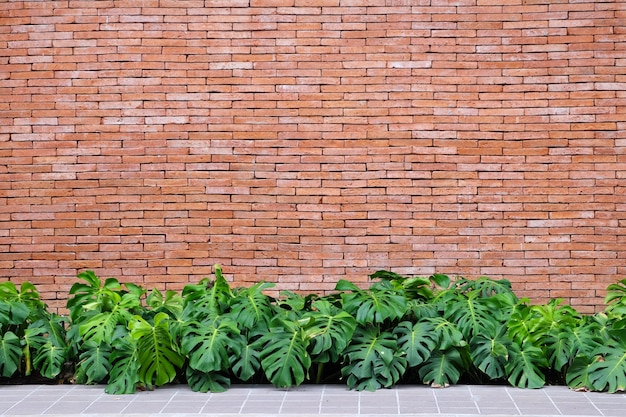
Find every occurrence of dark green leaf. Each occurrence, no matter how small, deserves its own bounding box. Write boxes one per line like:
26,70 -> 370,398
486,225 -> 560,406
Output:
426,317 -> 465,350
418,348 -> 465,387
439,290 -> 498,339
33,341 -> 67,379
587,339 -> 626,393
304,300 -> 356,363
186,367 -> 230,393
394,320 -> 437,367
341,290 -> 406,325
341,325 -> 406,391
182,266 -> 233,321
0,331 -> 22,377
506,342 -> 548,389
229,334 -> 261,382
566,355 -> 595,391
76,342 -> 111,384
229,282 -> 275,330
258,317 -> 311,388
181,317 -> 239,374
470,325 -> 510,380
105,337 -> 140,395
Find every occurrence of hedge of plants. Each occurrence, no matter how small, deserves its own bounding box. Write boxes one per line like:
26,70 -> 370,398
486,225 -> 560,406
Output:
1,266 -> 625,394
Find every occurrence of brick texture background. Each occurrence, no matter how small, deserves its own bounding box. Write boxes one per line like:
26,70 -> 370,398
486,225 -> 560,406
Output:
1,0 -> 625,313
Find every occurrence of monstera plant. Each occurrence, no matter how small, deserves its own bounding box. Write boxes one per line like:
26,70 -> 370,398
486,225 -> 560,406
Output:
0,281 -> 68,381
3,266 -> 626,394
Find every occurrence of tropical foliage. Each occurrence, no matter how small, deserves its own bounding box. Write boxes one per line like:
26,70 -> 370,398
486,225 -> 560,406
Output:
1,268 -> 625,394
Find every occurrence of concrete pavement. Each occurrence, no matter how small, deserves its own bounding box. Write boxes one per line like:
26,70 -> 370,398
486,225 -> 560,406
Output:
0,383 -> 624,417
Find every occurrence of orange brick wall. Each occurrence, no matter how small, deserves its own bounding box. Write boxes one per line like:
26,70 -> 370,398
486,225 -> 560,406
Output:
1,0 -> 625,313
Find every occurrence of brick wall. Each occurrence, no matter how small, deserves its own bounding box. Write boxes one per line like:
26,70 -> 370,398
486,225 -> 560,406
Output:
1,0 -> 624,313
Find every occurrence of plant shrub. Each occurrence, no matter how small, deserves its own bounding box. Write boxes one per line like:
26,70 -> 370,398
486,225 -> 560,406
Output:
1,268 -> 625,393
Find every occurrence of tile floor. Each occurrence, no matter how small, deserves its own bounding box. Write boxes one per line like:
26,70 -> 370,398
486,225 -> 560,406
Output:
0,384 -> 624,416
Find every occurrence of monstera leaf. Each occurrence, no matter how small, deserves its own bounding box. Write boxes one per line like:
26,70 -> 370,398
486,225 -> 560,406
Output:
304,300 -> 356,363
105,336 -> 140,395
181,316 -> 239,374
439,290 -> 499,339
368,270 -> 436,301
418,347 -> 465,387
0,281 -> 46,317
470,324 -> 510,380
341,325 -> 407,391
26,314 -> 69,379
130,313 -> 184,388
426,316 -> 465,350
506,342 -> 548,389
74,341 -> 111,384
394,320 -> 437,367
182,265 -> 233,321
337,279 -> 406,325
186,367 -> 230,393
229,334 -> 261,382
0,331 -> 21,377
507,304 -> 536,345
544,323 -> 602,373
566,355 -> 596,391
0,281 -> 39,328
229,282 -> 275,331
78,293 -> 139,345
67,271 -> 125,321
455,276 -> 515,298
604,278 -> 626,318
33,341 -> 67,380
586,338 -> 626,393
147,288 -> 183,319
30,314 -> 67,348
258,316 -> 311,388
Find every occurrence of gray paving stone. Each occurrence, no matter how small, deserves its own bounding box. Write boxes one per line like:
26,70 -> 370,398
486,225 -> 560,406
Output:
0,384 -> 625,417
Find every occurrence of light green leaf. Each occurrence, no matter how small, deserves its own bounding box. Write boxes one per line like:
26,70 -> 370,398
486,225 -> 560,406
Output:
147,288 -> 183,319
130,313 -> 184,388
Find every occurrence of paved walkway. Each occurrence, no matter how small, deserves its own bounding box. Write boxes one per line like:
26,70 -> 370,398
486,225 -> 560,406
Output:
0,384 -> 624,417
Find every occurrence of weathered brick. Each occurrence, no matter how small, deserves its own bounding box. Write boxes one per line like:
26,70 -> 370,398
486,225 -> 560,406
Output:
0,1 -> 623,312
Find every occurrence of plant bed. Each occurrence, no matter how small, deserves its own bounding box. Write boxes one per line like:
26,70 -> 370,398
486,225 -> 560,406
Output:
1,267 -> 625,394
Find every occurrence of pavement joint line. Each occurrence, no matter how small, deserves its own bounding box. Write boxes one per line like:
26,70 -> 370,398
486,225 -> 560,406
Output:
0,384 -> 624,417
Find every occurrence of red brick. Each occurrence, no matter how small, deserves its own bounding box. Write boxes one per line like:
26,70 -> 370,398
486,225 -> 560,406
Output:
0,1 -> 622,312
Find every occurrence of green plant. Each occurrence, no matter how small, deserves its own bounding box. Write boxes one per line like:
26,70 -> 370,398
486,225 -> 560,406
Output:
565,281 -> 626,393
341,324 -> 407,391
0,281 -> 68,380
5,267 -> 626,394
